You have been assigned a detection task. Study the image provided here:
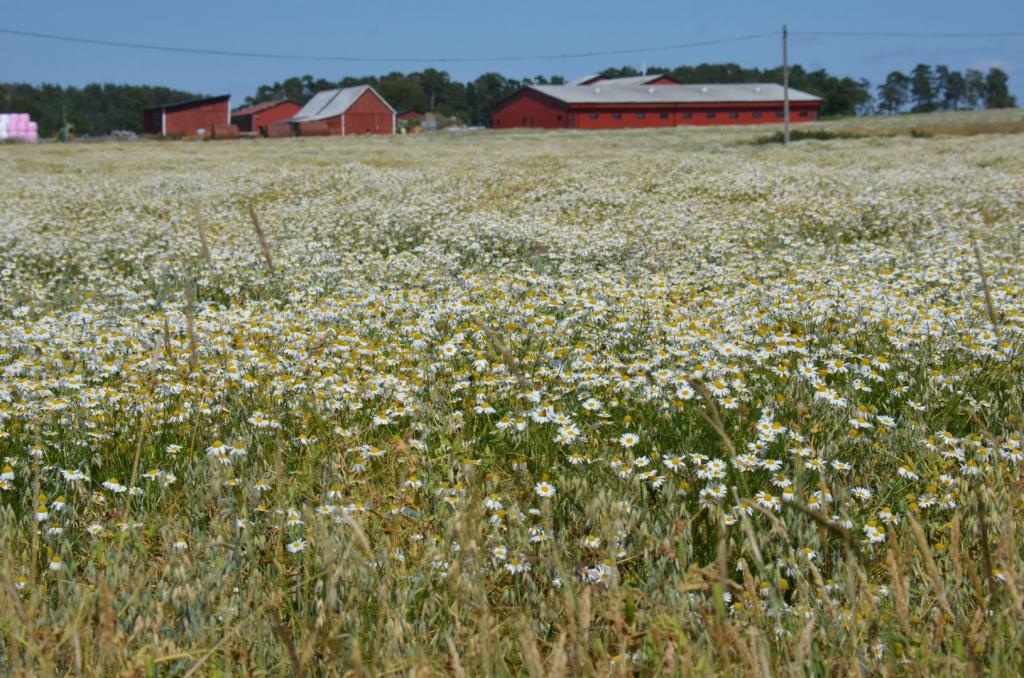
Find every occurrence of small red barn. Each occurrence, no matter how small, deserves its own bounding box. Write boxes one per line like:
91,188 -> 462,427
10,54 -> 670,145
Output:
396,110 -> 423,131
142,95 -> 230,136
287,86 -> 395,136
491,77 -> 821,130
231,99 -> 301,135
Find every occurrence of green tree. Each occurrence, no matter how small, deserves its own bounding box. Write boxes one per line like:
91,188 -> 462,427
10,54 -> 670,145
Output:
934,66 -> 955,109
984,68 -> 1016,108
377,74 -> 428,114
467,73 -> 512,125
910,64 -> 936,112
964,69 -> 986,109
942,70 -> 966,110
599,66 -> 643,78
877,71 -> 911,114
791,68 -> 872,117
418,68 -> 450,111
0,82 -> 202,136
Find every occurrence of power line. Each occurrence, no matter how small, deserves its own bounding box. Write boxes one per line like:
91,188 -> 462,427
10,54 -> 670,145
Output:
795,30 -> 1024,38
1,25 -> 1016,69
0,27 -> 776,64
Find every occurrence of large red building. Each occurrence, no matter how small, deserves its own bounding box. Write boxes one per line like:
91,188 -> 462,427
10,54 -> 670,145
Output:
142,95 -> 230,136
492,75 -> 821,129
231,99 -> 301,135
287,86 -> 395,136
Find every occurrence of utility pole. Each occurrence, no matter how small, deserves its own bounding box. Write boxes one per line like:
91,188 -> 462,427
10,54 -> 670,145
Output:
783,24 -> 790,145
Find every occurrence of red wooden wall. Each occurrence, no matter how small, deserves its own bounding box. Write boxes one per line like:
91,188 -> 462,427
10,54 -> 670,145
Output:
312,90 -> 394,135
493,93 -> 820,130
342,89 -> 394,135
164,100 -> 229,136
571,103 -> 819,129
491,89 -> 569,129
252,102 -> 301,134
298,120 -> 331,136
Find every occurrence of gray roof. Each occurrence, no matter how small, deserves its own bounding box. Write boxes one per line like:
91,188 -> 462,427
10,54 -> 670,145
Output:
529,83 -> 821,105
289,86 -> 395,122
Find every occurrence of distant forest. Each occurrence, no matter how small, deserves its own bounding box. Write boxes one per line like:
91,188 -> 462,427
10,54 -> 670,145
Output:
876,65 -> 1015,114
1,62 -> 1016,137
0,83 -> 202,138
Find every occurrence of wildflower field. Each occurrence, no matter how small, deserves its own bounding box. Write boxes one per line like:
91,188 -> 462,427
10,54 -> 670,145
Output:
1,116 -> 1023,675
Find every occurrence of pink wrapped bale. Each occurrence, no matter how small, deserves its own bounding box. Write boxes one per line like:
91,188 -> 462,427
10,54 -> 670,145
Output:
0,113 -> 38,142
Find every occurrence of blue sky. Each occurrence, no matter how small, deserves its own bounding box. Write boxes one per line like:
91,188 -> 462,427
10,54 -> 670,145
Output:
2,0 -> 1021,104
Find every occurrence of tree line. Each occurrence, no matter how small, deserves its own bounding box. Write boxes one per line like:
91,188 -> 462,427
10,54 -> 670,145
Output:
876,65 -> 1015,114
0,83 -> 203,138
1,62 -> 1015,137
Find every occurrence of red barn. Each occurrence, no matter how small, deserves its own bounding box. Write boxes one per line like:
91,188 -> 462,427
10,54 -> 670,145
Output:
492,76 -> 821,129
231,99 -> 301,135
287,86 -> 395,136
142,95 -> 230,136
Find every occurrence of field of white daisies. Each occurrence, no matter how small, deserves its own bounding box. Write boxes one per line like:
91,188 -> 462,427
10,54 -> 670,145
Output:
1,115 -> 1023,675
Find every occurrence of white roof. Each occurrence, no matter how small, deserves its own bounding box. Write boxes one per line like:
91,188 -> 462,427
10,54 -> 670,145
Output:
529,83 -> 821,105
289,86 -> 395,122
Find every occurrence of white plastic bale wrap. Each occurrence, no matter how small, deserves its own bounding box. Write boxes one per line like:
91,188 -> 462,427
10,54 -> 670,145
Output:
0,113 -> 39,142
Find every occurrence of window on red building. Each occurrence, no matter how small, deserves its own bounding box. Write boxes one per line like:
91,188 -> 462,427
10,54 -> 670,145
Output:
729,111 -> 739,118
753,111 -> 762,118
706,112 -> 716,119
660,112 -> 669,119
612,112 -> 622,120
636,112 -> 645,119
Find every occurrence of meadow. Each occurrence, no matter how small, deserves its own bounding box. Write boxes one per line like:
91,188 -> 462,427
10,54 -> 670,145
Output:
1,111 -> 1023,675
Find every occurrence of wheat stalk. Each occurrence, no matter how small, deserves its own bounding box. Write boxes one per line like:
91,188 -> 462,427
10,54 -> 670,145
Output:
194,204 -> 211,266
247,204 -> 276,273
